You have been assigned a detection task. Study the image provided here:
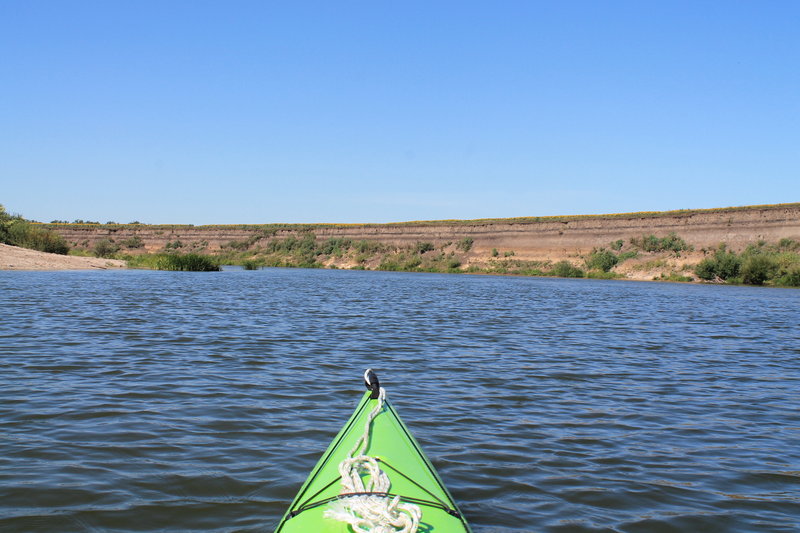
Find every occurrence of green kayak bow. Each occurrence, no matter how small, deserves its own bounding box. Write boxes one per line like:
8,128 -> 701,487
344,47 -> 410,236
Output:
275,370 -> 471,532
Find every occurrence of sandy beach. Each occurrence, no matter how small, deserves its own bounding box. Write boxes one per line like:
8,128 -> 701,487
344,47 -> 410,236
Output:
0,243 -> 127,271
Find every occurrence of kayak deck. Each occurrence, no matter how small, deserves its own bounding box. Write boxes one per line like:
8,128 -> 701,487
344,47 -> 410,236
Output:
275,380 -> 470,532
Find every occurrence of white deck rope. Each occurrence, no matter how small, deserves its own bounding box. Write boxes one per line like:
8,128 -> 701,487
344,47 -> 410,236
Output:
324,386 -> 422,533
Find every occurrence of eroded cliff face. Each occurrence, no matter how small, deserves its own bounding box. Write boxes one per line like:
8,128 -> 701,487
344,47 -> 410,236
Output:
45,204 -> 800,263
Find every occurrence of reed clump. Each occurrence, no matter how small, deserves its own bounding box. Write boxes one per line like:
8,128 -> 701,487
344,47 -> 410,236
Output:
127,253 -> 220,271
157,254 -> 220,271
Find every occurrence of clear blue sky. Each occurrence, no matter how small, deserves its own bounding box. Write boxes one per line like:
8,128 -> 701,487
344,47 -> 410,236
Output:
2,1 -> 798,225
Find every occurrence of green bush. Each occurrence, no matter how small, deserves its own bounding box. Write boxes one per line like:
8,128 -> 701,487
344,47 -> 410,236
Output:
94,239 -> 119,258
1,206 -> 69,254
741,254 -> 778,285
4,219 -> 70,255
715,250 -> 742,279
222,239 -> 250,250
776,266 -> 800,287
693,242 -> 800,285
695,247 -> 741,281
551,261 -> 585,278
694,259 -> 717,281
121,235 -> 144,249
660,232 -> 693,252
262,233 -> 321,267
457,237 -> 474,252
415,241 -> 434,254
404,257 -> 422,269
585,248 -> 618,272
629,234 -> 654,251
319,238 -> 353,256
266,233 -> 317,254
631,232 -> 692,253
24,225 -> 70,254
378,259 -> 402,271
354,240 -> 384,254
0,205 -> 14,243
31,227 -> 69,254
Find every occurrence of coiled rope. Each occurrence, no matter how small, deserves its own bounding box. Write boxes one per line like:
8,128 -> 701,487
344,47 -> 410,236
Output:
324,384 -> 422,533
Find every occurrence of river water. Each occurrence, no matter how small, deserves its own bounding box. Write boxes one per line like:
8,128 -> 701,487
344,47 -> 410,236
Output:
1,268 -> 798,532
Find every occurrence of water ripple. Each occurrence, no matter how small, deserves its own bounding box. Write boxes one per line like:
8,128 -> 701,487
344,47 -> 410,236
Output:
1,269 -> 799,531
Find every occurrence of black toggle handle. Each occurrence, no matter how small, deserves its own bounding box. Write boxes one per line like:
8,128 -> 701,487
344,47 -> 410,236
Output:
364,368 -> 380,399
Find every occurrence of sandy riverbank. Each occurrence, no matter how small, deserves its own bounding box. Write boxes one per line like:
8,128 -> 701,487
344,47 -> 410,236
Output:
0,243 -> 127,271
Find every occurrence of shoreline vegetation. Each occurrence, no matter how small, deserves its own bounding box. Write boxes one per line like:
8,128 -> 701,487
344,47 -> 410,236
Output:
134,233 -> 797,287
3,203 -> 800,286
1,205 -> 70,255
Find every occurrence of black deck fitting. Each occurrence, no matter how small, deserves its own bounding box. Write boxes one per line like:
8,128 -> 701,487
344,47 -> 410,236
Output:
364,369 -> 381,399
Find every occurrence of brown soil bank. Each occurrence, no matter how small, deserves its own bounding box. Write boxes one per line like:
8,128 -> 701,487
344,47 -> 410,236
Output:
43,203 -> 799,254
29,204 -> 800,285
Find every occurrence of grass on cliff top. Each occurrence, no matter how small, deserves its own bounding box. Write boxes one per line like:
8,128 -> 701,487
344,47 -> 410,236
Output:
34,202 -> 800,231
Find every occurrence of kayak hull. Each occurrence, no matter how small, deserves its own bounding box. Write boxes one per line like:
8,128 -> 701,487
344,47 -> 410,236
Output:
275,390 -> 471,532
